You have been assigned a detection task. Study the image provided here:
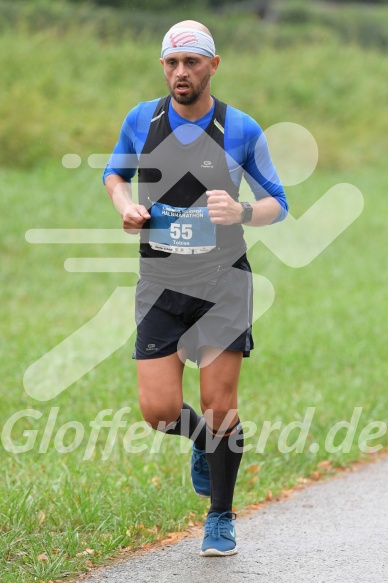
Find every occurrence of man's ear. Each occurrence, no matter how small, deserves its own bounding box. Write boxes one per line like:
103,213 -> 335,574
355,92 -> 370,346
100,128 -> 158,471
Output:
160,58 -> 165,66
210,55 -> 221,76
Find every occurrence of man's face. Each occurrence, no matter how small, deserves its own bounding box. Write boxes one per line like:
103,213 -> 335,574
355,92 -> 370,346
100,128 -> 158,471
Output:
160,52 -> 218,106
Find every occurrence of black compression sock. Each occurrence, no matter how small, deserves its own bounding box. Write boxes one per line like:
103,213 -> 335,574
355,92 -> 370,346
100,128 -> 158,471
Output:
206,419 -> 244,514
163,403 -> 206,451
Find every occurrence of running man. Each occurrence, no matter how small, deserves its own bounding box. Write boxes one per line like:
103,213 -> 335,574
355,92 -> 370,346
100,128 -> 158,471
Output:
103,20 -> 288,556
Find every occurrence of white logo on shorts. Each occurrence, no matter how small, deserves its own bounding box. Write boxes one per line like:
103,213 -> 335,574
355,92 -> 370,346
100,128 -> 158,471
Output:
146,343 -> 157,351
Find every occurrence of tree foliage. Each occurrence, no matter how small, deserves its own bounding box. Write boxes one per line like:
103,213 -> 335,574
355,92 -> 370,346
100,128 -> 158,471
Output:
85,0 -> 388,7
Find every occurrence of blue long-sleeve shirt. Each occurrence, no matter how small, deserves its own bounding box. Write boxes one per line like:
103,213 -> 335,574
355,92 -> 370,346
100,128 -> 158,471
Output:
103,97 -> 288,222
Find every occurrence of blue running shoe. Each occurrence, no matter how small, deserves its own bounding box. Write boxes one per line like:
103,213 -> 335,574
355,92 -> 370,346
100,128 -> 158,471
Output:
191,444 -> 210,497
200,511 -> 237,556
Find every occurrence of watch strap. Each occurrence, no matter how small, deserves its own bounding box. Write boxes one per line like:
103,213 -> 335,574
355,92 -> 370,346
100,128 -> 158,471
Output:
240,201 -> 253,224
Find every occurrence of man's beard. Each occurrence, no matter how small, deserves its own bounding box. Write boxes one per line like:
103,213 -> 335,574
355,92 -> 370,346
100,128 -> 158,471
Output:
166,74 -> 210,106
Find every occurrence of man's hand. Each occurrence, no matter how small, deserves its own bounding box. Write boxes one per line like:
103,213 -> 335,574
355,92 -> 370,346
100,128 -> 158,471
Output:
206,190 -> 242,225
122,203 -> 151,234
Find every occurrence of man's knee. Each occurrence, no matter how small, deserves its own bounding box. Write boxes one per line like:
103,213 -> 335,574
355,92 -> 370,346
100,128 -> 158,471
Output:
200,401 -> 238,430
138,398 -> 182,430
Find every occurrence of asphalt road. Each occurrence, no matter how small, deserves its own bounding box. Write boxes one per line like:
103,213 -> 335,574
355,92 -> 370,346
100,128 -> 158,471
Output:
76,455 -> 388,583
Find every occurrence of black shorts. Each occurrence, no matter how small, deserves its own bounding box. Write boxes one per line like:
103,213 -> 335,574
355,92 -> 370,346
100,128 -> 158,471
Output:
133,255 -> 254,363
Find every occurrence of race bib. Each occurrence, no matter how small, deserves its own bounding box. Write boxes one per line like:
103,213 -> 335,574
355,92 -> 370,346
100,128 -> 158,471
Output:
149,202 -> 216,254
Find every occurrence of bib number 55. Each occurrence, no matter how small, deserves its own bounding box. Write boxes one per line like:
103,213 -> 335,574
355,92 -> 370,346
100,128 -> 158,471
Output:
170,223 -> 193,240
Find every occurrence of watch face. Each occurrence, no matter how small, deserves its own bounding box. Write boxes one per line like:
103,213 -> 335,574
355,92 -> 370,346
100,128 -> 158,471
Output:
242,203 -> 253,223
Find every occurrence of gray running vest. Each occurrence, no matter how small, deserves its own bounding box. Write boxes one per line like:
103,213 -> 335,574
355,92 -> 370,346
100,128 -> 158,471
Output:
138,95 -> 247,285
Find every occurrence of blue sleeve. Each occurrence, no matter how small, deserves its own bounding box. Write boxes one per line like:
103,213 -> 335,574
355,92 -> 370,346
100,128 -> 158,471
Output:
102,109 -> 138,184
102,99 -> 159,184
225,107 -> 288,223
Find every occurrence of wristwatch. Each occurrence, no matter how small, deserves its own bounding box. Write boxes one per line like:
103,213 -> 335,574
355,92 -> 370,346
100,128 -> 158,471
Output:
240,202 -> 253,224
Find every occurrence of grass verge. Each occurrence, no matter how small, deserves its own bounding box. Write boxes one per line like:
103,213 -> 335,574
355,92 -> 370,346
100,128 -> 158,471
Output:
1,160 -> 387,581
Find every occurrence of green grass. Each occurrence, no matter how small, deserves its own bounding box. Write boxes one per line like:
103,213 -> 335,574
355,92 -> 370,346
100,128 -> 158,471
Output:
1,162 -> 387,582
1,2 -> 388,169
1,1 -> 388,581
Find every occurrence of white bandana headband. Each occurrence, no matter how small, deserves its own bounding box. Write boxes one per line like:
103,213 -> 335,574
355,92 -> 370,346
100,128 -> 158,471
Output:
161,27 -> 216,59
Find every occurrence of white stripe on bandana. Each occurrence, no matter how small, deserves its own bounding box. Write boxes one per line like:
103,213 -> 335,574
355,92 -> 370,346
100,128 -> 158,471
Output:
161,27 -> 216,59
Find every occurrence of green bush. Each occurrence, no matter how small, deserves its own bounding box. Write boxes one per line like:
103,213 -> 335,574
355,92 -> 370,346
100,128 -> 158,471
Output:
1,0 -> 388,169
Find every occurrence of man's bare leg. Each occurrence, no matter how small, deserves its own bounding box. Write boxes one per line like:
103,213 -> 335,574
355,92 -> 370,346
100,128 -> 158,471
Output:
137,352 -> 207,446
